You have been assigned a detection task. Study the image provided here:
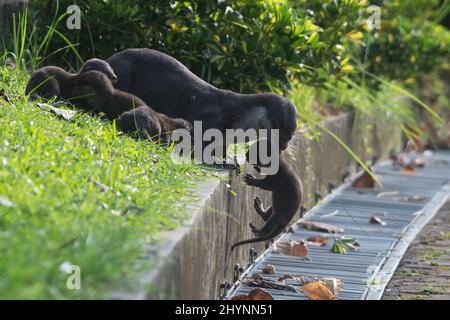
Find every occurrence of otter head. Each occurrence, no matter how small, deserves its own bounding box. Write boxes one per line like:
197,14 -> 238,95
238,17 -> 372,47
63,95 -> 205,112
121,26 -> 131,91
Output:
78,58 -> 118,83
245,139 -> 279,174
172,118 -> 193,133
264,94 -> 297,151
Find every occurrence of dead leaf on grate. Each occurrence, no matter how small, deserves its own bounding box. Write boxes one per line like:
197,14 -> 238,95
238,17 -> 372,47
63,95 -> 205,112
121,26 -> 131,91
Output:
307,236 -> 329,246
301,281 -> 335,300
369,215 -> 386,226
231,288 -> 274,300
331,237 -> 359,254
400,166 -> 417,174
323,277 -> 344,297
240,278 -> 298,293
296,220 -> 344,233
262,264 -> 276,275
250,274 -> 263,280
277,274 -> 315,285
351,171 -> 375,189
271,240 -> 308,257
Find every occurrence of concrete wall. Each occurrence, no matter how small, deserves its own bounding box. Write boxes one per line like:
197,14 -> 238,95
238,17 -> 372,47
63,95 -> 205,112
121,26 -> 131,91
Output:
117,112 -> 401,299
0,0 -> 27,48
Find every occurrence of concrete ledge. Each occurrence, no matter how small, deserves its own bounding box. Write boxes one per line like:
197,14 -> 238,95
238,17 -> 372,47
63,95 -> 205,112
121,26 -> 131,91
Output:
116,112 -> 401,299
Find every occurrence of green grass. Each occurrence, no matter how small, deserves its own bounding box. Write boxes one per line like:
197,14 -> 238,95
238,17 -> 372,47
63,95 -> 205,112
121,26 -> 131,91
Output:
0,66 -> 205,298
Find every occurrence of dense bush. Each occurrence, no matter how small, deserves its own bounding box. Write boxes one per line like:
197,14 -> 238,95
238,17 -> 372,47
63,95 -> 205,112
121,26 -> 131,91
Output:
30,0 -> 364,93
352,0 -> 450,84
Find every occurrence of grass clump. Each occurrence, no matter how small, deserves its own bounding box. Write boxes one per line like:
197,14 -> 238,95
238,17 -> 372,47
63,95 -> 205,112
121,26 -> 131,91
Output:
0,65 -> 204,299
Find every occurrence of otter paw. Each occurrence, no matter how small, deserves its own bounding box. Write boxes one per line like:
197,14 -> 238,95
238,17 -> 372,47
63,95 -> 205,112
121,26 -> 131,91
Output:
253,196 -> 263,210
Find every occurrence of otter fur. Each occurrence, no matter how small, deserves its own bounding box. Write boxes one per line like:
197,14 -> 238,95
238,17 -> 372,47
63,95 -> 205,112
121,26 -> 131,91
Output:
231,142 -> 303,251
25,58 -> 117,108
73,70 -> 191,144
106,48 -> 297,151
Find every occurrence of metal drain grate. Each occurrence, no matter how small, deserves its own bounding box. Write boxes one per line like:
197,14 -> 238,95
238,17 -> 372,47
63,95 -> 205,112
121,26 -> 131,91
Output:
226,151 -> 450,300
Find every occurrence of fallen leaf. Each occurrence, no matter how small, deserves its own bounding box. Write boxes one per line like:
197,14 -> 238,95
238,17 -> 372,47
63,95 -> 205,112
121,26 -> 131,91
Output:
296,220 -> 344,233
231,288 -> 274,300
262,264 -> 276,275
331,237 -> 359,254
38,103 -> 76,120
301,281 -> 335,300
352,171 -> 375,189
250,274 -> 263,280
240,278 -> 298,292
271,240 -> 308,257
369,215 -> 386,226
400,166 -> 417,174
307,236 -> 328,246
277,274 -> 315,286
323,277 -> 344,298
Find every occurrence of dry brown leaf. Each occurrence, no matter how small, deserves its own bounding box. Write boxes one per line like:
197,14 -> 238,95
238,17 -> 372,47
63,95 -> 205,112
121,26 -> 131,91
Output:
296,220 -> 344,233
277,274 -> 315,286
240,278 -> 298,292
250,274 -> 263,280
272,240 -> 308,257
262,264 -> 276,275
307,236 -> 329,246
400,166 -> 417,174
351,171 -> 375,189
323,277 -> 344,298
301,281 -> 335,300
231,288 -> 274,300
369,215 -> 386,226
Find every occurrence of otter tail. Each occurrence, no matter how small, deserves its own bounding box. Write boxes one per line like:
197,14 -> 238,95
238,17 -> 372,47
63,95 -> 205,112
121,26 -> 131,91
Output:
231,236 -> 272,251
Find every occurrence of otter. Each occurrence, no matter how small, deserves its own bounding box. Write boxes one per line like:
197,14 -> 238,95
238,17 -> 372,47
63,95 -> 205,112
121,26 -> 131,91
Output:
117,106 -> 192,146
231,142 -> 303,251
73,70 -> 191,144
73,70 -> 144,118
106,48 -> 297,152
25,58 -> 117,108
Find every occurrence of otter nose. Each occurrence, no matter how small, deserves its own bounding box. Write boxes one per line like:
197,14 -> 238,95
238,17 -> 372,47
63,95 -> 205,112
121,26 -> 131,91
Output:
111,74 -> 118,83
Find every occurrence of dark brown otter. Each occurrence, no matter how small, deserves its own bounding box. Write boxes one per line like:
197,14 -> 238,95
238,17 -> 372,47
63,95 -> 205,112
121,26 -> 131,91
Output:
231,142 -> 303,251
73,70 -> 144,118
106,48 -> 297,152
25,58 -> 117,108
117,106 -> 192,146
73,70 -> 191,144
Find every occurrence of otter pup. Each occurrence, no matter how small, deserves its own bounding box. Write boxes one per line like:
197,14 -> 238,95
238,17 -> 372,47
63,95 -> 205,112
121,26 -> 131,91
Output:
231,142 -> 303,251
25,58 -> 117,107
73,70 -> 145,118
106,48 -> 297,151
117,106 -> 192,145
73,71 -> 191,144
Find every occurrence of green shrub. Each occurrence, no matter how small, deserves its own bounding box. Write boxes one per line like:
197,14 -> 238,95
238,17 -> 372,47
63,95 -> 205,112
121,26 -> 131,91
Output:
29,0 -> 364,93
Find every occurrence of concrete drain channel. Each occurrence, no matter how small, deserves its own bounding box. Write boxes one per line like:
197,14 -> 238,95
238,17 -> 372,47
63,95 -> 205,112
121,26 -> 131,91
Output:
225,150 -> 450,300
